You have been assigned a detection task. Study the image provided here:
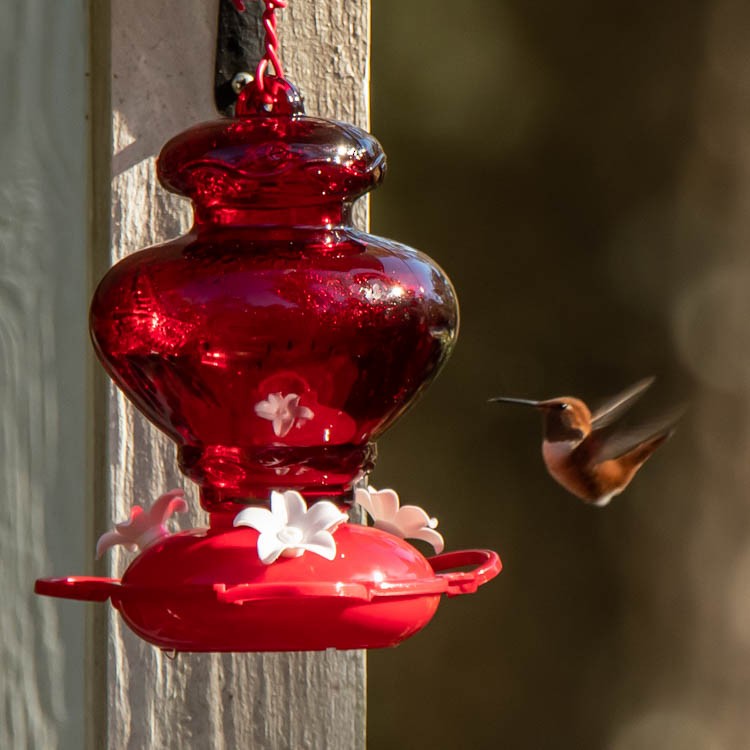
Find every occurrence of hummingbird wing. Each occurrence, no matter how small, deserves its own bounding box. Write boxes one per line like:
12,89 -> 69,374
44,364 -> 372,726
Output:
587,406 -> 684,464
589,377 -> 655,430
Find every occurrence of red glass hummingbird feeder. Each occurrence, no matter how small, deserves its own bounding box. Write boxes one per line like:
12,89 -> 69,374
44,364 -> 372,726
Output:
35,1 -> 500,652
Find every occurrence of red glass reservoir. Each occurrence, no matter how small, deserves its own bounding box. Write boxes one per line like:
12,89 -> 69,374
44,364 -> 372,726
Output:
91,79 -> 458,513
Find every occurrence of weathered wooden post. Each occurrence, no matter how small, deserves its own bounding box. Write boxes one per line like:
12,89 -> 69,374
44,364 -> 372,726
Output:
91,1 -> 368,747
0,4 -> 87,748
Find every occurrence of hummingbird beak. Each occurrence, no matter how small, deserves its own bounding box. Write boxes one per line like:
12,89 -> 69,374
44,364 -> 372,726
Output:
488,397 -> 542,408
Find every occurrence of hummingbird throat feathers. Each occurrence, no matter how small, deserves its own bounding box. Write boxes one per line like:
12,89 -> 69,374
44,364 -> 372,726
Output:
542,439 -> 581,467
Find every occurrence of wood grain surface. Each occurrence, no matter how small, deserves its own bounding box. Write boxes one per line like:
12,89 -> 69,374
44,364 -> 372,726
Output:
0,3 -> 87,749
94,1 -> 370,747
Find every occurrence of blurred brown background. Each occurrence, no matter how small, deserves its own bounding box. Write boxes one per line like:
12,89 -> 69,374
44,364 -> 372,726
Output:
368,1 -> 750,748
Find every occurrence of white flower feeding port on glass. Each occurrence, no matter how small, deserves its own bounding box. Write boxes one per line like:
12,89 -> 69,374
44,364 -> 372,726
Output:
254,392 -> 314,437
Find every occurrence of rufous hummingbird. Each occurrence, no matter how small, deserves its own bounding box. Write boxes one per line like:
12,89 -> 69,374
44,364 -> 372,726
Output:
489,377 -> 679,506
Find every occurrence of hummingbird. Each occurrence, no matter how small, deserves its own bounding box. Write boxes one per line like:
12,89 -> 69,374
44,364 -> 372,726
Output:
489,377 -> 679,506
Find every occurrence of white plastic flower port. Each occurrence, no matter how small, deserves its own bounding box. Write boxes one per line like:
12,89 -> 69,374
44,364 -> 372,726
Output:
233,489 -> 348,564
354,486 -> 444,554
95,488 -> 188,558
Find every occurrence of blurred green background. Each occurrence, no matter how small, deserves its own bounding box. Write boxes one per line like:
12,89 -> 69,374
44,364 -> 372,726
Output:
368,1 -> 750,748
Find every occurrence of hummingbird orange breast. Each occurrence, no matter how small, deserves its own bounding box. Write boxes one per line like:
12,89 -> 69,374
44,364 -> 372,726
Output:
542,432 -> 670,505
541,440 -> 603,503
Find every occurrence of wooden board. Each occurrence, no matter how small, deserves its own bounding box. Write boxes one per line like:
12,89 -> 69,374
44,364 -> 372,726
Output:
0,3 -> 88,749
93,1 -> 369,747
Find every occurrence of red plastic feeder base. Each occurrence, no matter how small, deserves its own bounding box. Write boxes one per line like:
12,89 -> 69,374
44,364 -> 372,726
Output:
35,524 -> 500,652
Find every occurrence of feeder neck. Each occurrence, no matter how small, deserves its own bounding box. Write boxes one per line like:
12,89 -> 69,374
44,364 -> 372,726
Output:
194,201 -> 354,230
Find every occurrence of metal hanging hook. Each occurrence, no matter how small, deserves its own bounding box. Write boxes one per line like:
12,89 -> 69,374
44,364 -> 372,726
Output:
254,0 -> 288,91
231,71 -> 254,94
216,0 -> 289,114
233,0 -> 287,92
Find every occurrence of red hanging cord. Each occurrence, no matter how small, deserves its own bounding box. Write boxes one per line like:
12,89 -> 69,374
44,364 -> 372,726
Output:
231,0 -> 288,92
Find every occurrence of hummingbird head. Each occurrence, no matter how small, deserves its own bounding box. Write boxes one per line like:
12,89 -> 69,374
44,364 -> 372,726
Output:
489,396 -> 591,442
536,397 -> 591,442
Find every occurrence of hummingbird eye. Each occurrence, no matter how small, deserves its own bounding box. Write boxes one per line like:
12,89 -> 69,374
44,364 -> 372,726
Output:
559,403 -> 570,410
